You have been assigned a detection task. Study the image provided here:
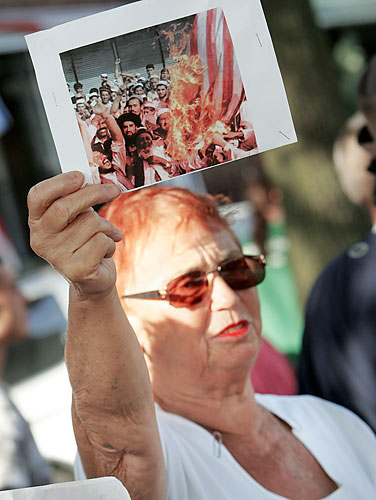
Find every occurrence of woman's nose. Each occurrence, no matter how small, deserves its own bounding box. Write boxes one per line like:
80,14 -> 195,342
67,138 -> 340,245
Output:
209,272 -> 239,311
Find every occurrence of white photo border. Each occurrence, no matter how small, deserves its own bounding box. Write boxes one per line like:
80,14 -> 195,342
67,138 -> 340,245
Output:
26,0 -> 297,186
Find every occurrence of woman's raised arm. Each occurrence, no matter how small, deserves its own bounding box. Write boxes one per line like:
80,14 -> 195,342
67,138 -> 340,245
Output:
28,172 -> 166,500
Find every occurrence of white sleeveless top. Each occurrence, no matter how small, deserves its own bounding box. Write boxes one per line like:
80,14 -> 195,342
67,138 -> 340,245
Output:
75,394 -> 376,499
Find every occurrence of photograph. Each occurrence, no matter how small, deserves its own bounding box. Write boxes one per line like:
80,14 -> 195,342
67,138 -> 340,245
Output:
26,0 -> 296,190
60,8 -> 256,191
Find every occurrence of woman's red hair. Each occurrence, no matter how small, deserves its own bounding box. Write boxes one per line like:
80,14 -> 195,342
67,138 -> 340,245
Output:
99,186 -> 231,293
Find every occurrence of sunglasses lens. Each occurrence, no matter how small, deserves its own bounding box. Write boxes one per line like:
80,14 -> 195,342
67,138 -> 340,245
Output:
165,256 -> 265,307
166,271 -> 208,307
220,256 -> 265,290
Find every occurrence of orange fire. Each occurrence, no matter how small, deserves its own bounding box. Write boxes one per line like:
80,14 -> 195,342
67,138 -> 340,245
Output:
162,24 -> 230,165
167,55 -> 229,164
160,22 -> 192,59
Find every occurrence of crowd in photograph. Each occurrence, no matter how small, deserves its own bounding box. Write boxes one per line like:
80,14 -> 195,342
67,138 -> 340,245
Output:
68,58 -> 257,191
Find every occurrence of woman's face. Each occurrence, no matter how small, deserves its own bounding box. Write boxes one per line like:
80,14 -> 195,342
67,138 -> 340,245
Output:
121,222 -> 262,397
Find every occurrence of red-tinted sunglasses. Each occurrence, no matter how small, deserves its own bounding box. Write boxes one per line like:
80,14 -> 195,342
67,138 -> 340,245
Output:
121,254 -> 266,308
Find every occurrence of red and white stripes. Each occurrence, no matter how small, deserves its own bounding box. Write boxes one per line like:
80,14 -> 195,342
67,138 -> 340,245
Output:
190,8 -> 245,124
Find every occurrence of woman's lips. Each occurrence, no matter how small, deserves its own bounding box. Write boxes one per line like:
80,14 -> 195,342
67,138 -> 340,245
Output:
215,321 -> 249,339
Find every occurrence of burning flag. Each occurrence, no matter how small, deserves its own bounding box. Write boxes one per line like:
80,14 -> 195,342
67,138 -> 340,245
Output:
165,8 -> 246,165
189,8 -> 245,125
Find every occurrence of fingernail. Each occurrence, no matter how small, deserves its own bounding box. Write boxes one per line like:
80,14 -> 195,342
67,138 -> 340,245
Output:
67,171 -> 83,183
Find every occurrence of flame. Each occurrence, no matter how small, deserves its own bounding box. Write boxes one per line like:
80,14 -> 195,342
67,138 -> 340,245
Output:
161,21 -> 230,165
160,22 -> 192,59
166,54 -> 229,164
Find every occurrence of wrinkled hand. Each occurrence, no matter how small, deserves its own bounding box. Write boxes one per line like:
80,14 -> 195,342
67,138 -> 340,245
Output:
28,172 -> 122,300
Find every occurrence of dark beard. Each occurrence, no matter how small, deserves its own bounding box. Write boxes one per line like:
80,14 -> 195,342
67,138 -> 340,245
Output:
124,135 -> 136,149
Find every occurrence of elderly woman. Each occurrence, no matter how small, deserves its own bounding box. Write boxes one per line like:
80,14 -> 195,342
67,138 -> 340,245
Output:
28,173 -> 376,500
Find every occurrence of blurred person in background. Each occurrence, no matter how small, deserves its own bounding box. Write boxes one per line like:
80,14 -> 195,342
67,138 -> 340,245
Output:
298,58 -> 376,432
241,165 -> 303,363
241,169 -> 297,394
0,261 -> 51,490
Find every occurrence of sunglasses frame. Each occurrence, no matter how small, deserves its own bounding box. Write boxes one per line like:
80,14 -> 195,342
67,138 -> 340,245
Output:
121,254 -> 266,307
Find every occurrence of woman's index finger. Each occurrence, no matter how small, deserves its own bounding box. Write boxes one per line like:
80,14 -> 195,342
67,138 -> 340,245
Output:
42,182 -> 121,234
27,171 -> 85,222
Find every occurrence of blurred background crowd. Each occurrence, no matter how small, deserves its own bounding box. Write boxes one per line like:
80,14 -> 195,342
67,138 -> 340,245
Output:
0,0 -> 375,490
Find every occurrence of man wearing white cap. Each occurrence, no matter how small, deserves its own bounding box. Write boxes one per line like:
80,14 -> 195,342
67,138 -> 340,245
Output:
110,88 -> 118,102
156,80 -> 169,105
142,100 -> 158,129
147,75 -> 159,102
133,83 -> 146,98
132,128 -> 172,187
100,73 -> 116,90
99,87 -> 113,113
75,98 -> 89,118
75,98 -> 97,140
154,108 -> 171,143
